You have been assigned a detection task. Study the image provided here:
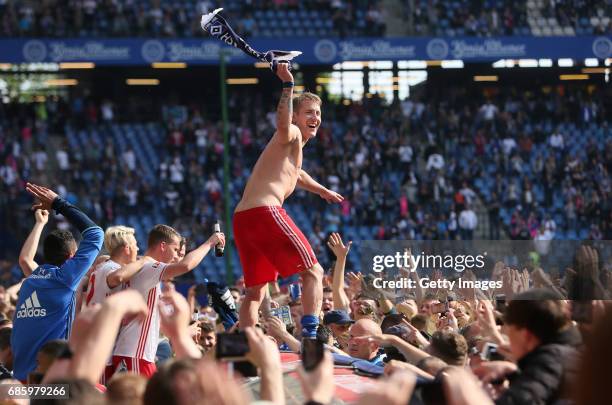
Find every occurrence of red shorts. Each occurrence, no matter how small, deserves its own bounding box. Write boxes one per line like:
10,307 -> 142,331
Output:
105,356 -> 157,379
233,206 -> 318,287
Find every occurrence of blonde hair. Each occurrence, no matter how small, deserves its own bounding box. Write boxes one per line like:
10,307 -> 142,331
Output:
104,225 -> 136,254
292,92 -> 321,112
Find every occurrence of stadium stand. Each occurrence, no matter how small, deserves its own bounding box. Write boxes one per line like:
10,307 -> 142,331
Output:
0,0 -> 609,38
0,0 -> 384,38
0,83 -> 609,284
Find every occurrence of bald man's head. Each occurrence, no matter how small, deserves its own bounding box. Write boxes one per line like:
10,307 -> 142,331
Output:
348,319 -> 382,360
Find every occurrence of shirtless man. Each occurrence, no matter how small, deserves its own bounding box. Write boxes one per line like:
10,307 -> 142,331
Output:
234,63 -> 343,338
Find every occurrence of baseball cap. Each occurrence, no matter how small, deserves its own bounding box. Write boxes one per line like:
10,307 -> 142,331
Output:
323,310 -> 354,326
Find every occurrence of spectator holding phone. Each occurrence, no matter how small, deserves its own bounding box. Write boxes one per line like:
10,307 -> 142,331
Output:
474,289 -> 579,404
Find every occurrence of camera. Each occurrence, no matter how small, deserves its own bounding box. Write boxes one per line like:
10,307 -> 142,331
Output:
216,332 -> 250,361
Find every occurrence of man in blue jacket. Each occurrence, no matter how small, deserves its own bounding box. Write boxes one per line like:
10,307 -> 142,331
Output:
11,183 -> 104,382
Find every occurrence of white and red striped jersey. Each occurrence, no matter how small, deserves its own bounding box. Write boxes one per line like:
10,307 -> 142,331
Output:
112,260 -> 168,362
85,259 -> 125,306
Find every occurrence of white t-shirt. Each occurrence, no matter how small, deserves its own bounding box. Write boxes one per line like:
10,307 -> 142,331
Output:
426,154 -> 445,171
448,212 -> 457,231
205,178 -> 221,194
0,166 -> 16,186
460,187 -> 477,205
327,174 -> 340,190
399,145 -> 413,163
355,150 -> 366,168
401,100 -> 414,118
125,189 -> 138,206
480,103 -> 498,120
549,133 -> 564,149
85,259 -> 124,306
169,160 -> 184,183
544,219 -> 556,233
459,210 -> 478,230
56,150 -> 69,170
122,150 -> 136,171
112,261 -> 168,362
502,138 -> 517,155
33,151 -> 48,171
195,128 -> 208,148
101,102 -> 114,121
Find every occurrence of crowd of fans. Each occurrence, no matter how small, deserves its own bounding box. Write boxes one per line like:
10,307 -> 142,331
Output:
0,0 -> 385,38
0,190 -> 609,404
409,0 -> 612,36
546,0 -> 612,34
0,83 -> 610,284
0,0 -> 610,38
408,0 -> 530,37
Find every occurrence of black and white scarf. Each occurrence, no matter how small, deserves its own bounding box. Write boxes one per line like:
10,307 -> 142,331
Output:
201,8 -> 301,70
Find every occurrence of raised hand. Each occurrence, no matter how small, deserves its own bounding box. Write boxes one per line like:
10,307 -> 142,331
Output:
576,245 -> 600,281
275,61 -> 294,83
188,323 -> 202,343
520,268 -> 530,291
437,308 -> 459,332
399,248 -> 416,275
502,267 -> 522,300
69,304 -> 102,352
34,209 -> 49,224
159,290 -> 192,340
457,269 -> 477,301
476,300 -> 497,336
531,267 -> 552,288
327,232 -> 352,258
26,182 -> 58,211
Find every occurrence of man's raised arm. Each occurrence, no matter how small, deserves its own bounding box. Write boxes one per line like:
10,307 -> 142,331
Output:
26,182 -> 104,288
161,232 -> 225,280
327,232 -> 351,311
18,209 -> 49,276
274,62 -> 298,144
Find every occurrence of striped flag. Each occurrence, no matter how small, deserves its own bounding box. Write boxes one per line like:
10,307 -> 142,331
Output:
201,8 -> 301,70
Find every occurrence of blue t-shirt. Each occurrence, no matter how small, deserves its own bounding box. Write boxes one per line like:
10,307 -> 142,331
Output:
11,226 -> 103,381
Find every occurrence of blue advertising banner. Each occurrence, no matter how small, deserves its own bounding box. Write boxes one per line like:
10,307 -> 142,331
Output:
0,36 -> 610,65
